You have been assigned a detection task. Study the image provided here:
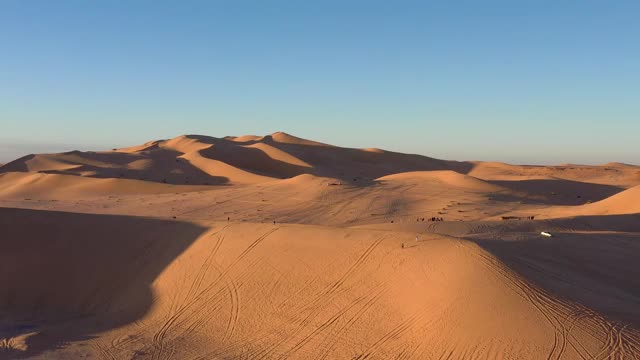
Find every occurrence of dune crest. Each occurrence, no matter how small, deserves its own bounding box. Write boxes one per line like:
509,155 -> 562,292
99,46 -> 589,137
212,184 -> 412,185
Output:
1,132 -> 640,359
378,170 -> 502,191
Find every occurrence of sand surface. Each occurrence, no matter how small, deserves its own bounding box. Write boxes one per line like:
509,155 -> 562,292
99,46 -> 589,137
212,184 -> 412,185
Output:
1,132 -> 639,359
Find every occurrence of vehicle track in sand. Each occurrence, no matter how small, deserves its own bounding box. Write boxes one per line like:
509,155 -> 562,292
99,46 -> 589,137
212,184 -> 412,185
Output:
460,241 -> 640,360
354,310 -> 429,360
150,226 -> 230,360
248,236 -> 387,359
149,227 -> 277,360
275,285 -> 388,359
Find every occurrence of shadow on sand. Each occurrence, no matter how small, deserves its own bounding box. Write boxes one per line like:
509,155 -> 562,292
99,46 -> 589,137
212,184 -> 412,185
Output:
468,214 -> 640,329
488,178 -> 625,205
153,134 -> 477,186
0,207 -> 207,358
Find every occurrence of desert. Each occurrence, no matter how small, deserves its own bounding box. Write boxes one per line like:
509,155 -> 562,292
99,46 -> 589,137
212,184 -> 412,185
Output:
1,132 -> 639,359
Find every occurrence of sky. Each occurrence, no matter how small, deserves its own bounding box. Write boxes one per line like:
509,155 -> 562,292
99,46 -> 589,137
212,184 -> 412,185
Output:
1,0 -> 638,164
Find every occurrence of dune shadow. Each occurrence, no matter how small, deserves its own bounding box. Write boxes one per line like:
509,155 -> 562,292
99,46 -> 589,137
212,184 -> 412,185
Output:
0,207 -> 207,358
169,135 -> 477,186
0,135 -> 478,187
199,139 -> 313,178
1,149 -> 229,186
426,214 -> 640,238
468,215 -> 640,328
488,179 -> 625,205
257,135 -> 475,185
0,155 -> 34,173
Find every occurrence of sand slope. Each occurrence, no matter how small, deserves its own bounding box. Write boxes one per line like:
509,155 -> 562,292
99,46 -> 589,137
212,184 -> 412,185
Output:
0,208 -> 207,358
0,172 -> 210,199
539,185 -> 640,218
576,185 -> 640,215
469,161 -> 640,187
377,170 -> 501,191
1,132 -> 640,359
3,208 -> 639,359
0,133 -> 473,186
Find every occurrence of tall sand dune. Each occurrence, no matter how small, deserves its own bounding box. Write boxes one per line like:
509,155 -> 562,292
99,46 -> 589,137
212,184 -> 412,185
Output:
0,132 -> 473,187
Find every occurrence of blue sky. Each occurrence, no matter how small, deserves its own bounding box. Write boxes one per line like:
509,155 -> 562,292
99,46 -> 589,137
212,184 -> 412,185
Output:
1,0 -> 638,164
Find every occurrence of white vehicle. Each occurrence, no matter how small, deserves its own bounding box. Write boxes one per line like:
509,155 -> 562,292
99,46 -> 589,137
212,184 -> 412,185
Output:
540,231 -> 552,237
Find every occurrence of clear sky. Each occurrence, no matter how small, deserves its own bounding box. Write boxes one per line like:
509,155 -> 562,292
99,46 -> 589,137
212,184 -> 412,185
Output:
1,0 -> 638,164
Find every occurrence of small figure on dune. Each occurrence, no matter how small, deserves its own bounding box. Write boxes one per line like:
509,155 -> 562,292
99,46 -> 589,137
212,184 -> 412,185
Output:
227,216 -> 230,222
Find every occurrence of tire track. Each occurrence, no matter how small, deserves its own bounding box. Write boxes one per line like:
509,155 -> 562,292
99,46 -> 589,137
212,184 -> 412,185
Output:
110,333 -> 142,352
176,257 -> 262,341
466,245 -> 569,360
460,241 -> 638,360
150,227 -> 230,360
315,287 -> 388,360
184,226 -> 230,304
150,227 -> 276,360
301,236 -> 385,313
276,289 -> 377,359
252,236 -> 386,359
294,236 -> 385,332
223,274 -> 240,342
93,341 -> 118,360
355,310 -> 426,360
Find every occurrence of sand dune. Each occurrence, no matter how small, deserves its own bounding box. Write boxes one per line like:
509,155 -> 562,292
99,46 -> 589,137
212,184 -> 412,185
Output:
268,131 -> 331,146
0,132 -> 474,186
487,178 -> 626,205
583,184 -> 640,214
3,208 -> 639,359
1,132 -> 639,359
469,161 -> 640,187
378,170 -> 501,191
115,140 -> 162,153
0,172 -> 210,199
543,185 -> 640,217
225,134 -> 265,142
6,133 -> 634,190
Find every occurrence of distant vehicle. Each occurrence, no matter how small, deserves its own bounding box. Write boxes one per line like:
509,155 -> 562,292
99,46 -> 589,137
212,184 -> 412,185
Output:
540,232 -> 552,237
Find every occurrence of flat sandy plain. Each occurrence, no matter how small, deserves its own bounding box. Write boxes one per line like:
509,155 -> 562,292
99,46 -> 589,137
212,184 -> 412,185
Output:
1,132 -> 639,359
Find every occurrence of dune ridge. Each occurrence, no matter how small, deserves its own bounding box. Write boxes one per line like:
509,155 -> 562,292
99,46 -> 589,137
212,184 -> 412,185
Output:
1,132 -> 639,359
0,132 -> 476,186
